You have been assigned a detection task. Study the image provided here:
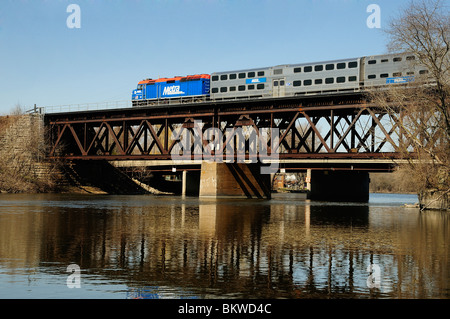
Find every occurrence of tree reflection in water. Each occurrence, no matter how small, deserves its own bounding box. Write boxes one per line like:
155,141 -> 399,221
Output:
0,193 -> 447,299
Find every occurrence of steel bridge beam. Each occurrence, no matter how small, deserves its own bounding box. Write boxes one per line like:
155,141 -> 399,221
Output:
44,94 -> 414,171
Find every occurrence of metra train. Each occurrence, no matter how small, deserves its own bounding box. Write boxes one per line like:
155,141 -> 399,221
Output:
131,52 -> 429,106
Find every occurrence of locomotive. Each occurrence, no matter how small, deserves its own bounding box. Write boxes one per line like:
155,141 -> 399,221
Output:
131,52 -> 429,106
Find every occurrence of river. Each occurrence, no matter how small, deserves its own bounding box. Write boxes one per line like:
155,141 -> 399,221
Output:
0,192 -> 448,299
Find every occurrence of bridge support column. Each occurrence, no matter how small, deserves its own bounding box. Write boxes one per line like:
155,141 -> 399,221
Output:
199,162 -> 271,199
182,170 -> 187,196
307,170 -> 370,202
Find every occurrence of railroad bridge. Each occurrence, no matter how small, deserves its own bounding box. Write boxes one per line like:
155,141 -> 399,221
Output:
44,93 -> 409,201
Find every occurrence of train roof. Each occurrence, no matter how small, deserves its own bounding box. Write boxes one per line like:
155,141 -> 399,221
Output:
211,66 -> 272,75
211,57 -> 361,75
139,74 -> 210,85
284,57 -> 360,68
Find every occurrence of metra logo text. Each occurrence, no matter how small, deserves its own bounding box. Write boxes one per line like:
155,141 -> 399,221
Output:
163,86 -> 185,95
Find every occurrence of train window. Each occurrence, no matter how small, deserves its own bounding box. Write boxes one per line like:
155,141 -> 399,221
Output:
273,81 -> 278,87
348,76 -> 357,82
238,85 -> 246,91
167,80 -> 175,83
381,59 -> 389,63
326,64 -> 334,71
220,87 -> 228,93
407,72 -> 415,75
315,79 -> 323,85
337,63 -> 346,69
304,66 -> 313,72
274,69 -> 283,75
280,80 -> 285,86
315,65 -> 323,72
393,57 -> 402,62
293,80 -> 301,87
239,73 -> 246,79
304,80 -> 312,86
325,78 -> 334,84
380,73 -> 389,78
212,76 -> 219,81
211,88 -> 219,93
257,84 -> 264,90
230,86 -> 236,91
393,72 -> 402,77
419,70 -> 429,75
294,67 -> 302,73
337,77 -> 345,83
368,74 -> 376,79
229,74 -> 237,80
248,72 -> 255,78
406,56 -> 415,60
368,60 -> 377,65
258,71 -> 265,76
349,61 -> 358,68
248,84 -> 255,90
220,74 -> 228,81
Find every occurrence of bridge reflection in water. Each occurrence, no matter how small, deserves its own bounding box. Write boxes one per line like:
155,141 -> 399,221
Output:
0,193 -> 448,299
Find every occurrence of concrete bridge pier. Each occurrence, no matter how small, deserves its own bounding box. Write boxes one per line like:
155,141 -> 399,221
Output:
306,169 -> 370,202
199,162 -> 271,199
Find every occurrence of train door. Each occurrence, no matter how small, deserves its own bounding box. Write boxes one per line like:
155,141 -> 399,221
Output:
359,57 -> 365,88
141,84 -> 146,100
273,78 -> 286,97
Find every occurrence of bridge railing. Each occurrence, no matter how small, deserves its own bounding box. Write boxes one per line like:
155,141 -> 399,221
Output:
42,100 -> 133,114
41,89 -> 364,114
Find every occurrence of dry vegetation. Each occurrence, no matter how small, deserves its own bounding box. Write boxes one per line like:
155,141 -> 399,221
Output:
369,0 -> 449,197
369,169 -> 418,193
0,114 -> 61,193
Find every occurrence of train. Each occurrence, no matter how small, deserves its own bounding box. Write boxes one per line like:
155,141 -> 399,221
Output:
131,52 -> 429,106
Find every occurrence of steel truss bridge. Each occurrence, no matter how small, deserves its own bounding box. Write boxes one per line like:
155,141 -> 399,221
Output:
45,93 -> 412,172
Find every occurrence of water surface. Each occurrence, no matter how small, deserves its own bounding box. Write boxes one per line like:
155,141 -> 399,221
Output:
0,192 -> 448,299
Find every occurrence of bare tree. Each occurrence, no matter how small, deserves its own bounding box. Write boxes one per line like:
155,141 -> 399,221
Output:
369,0 -> 449,203
386,0 -> 449,135
10,103 -> 25,115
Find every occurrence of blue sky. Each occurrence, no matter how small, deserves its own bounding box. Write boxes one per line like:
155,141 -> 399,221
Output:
0,0 -> 410,114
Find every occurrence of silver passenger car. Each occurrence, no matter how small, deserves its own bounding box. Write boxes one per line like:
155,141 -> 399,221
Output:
210,53 -> 429,100
362,53 -> 429,87
210,58 -> 362,100
210,66 -> 272,99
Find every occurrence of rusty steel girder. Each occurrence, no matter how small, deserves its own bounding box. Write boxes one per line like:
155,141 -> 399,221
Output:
45,94 -> 412,169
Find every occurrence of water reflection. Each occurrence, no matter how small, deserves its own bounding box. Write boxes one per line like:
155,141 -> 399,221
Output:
0,193 -> 448,299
